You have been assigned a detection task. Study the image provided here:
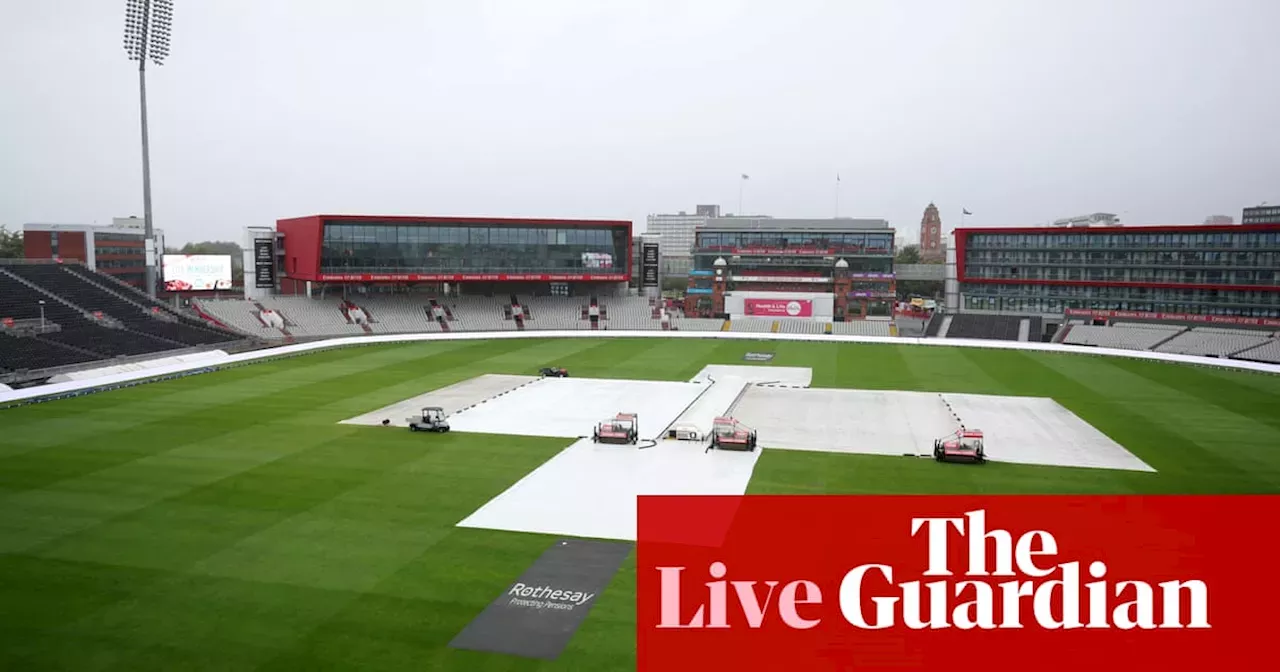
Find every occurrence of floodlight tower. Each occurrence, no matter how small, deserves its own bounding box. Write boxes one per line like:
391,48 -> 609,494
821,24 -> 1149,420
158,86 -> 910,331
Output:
123,0 -> 173,297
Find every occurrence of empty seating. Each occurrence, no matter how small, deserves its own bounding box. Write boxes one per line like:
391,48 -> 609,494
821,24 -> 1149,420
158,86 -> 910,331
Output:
195,299 -> 283,337
776,320 -> 828,335
0,268 -> 179,364
894,316 -> 928,338
830,320 -> 892,336
347,296 -> 442,333
669,317 -> 725,331
728,317 -> 777,333
0,334 -> 100,372
941,314 -> 1023,341
518,297 -> 591,331
9,265 -> 239,347
595,297 -> 657,329
1155,327 -> 1274,357
1234,338 -> 1280,364
63,264 -> 235,338
1025,317 -> 1043,342
1112,321 -> 1185,332
255,297 -> 367,337
924,313 -> 945,337
193,295 -> 914,340
1063,324 -> 1181,351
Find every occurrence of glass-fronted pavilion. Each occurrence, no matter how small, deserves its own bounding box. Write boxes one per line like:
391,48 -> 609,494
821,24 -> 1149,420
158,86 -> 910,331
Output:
955,224 -> 1280,318
275,215 -> 632,293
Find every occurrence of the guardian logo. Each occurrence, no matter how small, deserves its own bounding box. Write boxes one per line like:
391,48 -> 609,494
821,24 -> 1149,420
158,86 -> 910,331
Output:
655,509 -> 1210,631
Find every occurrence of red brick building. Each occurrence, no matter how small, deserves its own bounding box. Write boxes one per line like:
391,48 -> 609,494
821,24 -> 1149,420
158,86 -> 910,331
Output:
919,203 -> 944,261
22,220 -> 162,290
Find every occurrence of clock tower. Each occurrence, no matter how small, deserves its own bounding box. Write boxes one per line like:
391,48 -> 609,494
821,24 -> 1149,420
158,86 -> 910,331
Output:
919,203 -> 944,261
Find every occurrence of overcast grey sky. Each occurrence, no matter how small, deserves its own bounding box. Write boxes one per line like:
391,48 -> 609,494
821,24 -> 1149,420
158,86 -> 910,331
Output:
2,0 -> 1278,245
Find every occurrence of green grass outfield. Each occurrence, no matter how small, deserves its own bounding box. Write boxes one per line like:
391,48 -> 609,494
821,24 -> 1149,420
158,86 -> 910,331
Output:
2,337 -> 1278,671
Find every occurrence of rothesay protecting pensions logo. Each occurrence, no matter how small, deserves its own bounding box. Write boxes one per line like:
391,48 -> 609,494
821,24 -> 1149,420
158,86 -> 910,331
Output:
655,509 -> 1210,631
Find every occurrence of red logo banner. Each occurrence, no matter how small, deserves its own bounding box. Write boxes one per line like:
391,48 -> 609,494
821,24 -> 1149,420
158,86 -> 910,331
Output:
638,495 -> 1276,671
1063,308 -> 1280,328
315,272 -> 628,283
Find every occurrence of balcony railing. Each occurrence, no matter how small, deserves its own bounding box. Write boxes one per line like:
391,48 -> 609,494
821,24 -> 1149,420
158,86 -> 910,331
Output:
0,258 -> 88,266
318,265 -> 624,275
966,241 -> 1280,251
963,258 -> 1278,270
963,271 -> 1279,286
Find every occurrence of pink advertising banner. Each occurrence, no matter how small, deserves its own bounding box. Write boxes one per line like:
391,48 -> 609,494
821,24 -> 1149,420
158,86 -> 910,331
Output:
744,298 -> 813,317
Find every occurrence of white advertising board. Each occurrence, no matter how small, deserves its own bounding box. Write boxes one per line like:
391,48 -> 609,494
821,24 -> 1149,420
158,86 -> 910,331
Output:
162,255 -> 233,291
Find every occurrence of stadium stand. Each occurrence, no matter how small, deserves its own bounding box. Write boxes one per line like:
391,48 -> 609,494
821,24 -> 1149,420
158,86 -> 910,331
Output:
255,297 -> 368,337
1154,327 -> 1276,358
8,264 -> 240,347
831,320 -> 892,337
0,333 -> 101,373
938,314 -> 1023,341
1234,338 -> 1280,364
777,320 -> 828,335
593,296 -> 656,330
204,296 -> 906,338
893,315 -> 928,338
202,295 -> 676,337
12,274 -> 1280,379
516,296 -> 584,331
1063,323 -> 1184,351
0,262 -> 250,376
1024,316 -> 1044,342
196,298 -> 287,337
1,268 -> 181,361
1112,321 -> 1186,332
923,312 -> 944,337
670,317 -> 726,331
728,317 -> 778,333
341,296 -> 443,334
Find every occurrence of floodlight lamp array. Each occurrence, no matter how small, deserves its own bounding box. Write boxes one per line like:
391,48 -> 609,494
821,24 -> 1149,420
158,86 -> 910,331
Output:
122,0 -> 173,65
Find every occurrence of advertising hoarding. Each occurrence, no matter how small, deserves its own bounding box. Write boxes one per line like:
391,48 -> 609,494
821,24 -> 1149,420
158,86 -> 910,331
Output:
1063,309 -> 1280,328
732,276 -> 830,284
317,273 -> 629,283
162,255 -> 233,291
743,298 -> 813,317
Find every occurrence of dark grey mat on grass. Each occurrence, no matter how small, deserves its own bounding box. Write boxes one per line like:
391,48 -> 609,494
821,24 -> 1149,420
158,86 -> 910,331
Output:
449,538 -> 633,660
